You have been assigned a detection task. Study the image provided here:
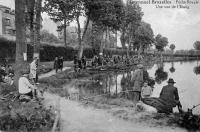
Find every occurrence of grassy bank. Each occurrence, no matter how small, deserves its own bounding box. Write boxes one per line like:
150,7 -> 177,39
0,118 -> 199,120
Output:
0,61 -> 67,132
0,83 -> 55,132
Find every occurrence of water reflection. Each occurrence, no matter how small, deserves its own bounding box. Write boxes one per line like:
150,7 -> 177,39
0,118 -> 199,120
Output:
193,66 -> 200,75
169,62 -> 175,73
155,65 -> 168,84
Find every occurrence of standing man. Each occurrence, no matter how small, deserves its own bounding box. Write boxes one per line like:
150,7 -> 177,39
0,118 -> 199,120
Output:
54,57 -> 59,73
30,57 -> 38,83
60,56 -> 64,71
131,64 -> 144,101
81,56 -> 86,69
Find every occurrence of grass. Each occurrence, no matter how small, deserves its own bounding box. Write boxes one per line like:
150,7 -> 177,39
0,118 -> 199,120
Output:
0,63 -> 57,132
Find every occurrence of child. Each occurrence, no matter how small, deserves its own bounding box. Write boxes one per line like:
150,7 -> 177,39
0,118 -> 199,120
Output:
141,81 -> 153,98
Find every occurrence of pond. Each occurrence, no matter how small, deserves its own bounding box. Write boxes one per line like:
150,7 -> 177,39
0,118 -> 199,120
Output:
73,61 -> 200,114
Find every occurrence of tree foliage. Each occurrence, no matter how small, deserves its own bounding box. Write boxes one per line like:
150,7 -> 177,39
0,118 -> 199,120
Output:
155,34 -> 168,52
40,30 -> 61,43
43,0 -> 124,58
193,41 -> 200,50
134,21 -> 154,51
120,0 -> 143,49
169,44 -> 175,51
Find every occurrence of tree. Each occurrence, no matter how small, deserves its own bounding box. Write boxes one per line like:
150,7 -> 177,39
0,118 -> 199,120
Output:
193,41 -> 200,50
26,0 -> 42,59
169,44 -> 175,53
134,21 -> 154,56
34,0 -> 42,58
84,0 -> 124,55
120,0 -> 143,52
43,0 -> 75,46
40,30 -> 61,43
155,34 -> 168,52
15,0 -> 28,87
155,34 -> 168,60
44,0 -> 124,59
15,0 -> 27,63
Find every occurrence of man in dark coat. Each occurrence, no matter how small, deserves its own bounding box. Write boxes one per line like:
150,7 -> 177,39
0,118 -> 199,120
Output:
58,56 -> 64,71
159,78 -> 182,113
142,78 -> 182,114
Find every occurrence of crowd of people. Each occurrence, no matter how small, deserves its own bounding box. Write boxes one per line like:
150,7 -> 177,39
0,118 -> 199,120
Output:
73,54 -> 145,72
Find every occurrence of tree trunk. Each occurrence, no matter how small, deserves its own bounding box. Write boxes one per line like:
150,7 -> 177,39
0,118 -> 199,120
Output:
15,0 -> 27,88
15,0 -> 27,63
34,0 -> 42,59
77,14 -> 90,59
64,18 -> 67,46
120,28 -> 126,49
76,15 -> 82,59
27,0 -> 35,52
100,31 -> 106,55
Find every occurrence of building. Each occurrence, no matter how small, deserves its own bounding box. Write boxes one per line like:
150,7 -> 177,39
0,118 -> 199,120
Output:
0,4 -> 43,42
0,5 -> 16,40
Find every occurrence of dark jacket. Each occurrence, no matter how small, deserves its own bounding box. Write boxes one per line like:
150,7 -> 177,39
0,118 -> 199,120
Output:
160,84 -> 179,107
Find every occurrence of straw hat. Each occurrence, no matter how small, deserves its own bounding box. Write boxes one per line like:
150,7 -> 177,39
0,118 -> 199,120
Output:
137,64 -> 143,69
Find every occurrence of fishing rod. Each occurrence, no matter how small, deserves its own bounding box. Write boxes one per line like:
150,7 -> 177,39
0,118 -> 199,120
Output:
191,103 -> 200,110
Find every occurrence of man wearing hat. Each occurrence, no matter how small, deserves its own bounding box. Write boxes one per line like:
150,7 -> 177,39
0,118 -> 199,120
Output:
159,78 -> 182,113
131,64 -> 144,101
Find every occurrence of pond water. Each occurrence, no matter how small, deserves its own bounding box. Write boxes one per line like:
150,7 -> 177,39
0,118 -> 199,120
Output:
73,61 -> 200,114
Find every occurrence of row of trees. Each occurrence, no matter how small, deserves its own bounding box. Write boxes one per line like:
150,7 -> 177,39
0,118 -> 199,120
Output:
43,0 -> 176,59
15,0 -> 179,65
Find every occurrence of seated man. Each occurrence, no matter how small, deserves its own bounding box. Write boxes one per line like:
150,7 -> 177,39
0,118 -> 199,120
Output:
18,69 -> 37,100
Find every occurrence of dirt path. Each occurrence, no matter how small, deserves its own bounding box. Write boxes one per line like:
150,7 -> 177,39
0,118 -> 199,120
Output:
44,93 -> 186,132
40,68 -> 187,132
39,67 -> 71,79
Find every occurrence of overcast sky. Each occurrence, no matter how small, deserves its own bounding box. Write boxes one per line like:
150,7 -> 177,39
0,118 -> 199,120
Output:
0,0 -> 200,50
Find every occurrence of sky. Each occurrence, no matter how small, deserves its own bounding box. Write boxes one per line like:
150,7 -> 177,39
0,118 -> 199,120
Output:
0,0 -> 200,50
